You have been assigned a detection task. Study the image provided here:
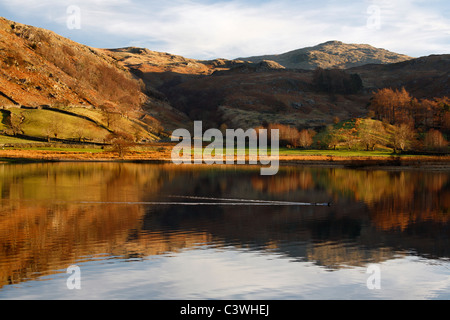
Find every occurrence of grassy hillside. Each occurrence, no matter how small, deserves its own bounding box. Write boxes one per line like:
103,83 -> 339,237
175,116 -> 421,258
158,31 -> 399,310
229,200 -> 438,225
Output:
313,118 -> 396,150
0,106 -> 160,145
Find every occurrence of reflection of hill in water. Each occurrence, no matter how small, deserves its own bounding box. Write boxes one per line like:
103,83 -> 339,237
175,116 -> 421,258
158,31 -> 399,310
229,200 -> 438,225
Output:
140,166 -> 450,268
0,163 -> 449,286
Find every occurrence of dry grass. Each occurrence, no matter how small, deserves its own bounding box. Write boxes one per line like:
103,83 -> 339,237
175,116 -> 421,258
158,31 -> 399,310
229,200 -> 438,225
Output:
1,144 -> 449,168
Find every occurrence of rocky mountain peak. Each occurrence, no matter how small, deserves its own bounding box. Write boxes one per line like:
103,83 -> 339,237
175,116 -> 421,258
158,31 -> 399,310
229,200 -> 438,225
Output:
239,41 -> 413,70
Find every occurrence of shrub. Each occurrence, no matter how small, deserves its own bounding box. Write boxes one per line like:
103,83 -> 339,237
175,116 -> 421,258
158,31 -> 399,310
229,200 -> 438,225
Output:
424,129 -> 448,152
267,123 -> 300,148
299,129 -> 314,148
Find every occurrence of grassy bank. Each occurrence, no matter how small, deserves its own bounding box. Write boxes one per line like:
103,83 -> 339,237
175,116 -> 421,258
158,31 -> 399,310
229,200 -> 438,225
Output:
280,148 -> 405,158
0,143 -> 449,169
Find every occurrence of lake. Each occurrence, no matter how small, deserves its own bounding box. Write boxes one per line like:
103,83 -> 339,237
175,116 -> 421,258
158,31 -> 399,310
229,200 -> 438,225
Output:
0,162 -> 449,300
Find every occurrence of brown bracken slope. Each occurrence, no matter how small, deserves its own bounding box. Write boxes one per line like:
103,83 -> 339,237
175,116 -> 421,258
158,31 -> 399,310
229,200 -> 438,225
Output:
0,17 -> 190,133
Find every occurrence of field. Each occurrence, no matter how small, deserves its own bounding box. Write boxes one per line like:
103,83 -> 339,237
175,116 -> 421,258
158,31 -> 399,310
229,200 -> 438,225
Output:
0,106 -> 160,144
279,148 -> 404,158
1,142 -> 449,170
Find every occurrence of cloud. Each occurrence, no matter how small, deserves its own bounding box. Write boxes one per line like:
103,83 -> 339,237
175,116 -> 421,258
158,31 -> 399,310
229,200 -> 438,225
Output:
361,0 -> 450,56
0,0 -> 448,59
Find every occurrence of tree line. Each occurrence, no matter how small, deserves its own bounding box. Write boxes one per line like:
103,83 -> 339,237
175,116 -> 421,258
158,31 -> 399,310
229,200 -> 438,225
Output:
370,87 -> 449,132
369,87 -> 449,152
255,87 -> 449,153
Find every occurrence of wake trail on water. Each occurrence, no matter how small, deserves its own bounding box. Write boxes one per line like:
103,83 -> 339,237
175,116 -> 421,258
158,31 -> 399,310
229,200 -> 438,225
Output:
1,197 -> 331,206
168,195 -> 330,206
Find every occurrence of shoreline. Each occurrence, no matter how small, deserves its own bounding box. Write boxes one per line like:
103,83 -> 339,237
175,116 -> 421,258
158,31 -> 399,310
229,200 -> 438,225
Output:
1,149 -> 449,170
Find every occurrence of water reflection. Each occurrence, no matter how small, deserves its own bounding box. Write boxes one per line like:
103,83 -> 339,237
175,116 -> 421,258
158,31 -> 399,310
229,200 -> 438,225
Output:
0,163 -> 449,297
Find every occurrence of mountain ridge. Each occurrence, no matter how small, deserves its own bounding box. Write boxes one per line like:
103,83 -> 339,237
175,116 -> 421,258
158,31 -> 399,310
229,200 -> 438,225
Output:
238,40 -> 414,70
106,40 -> 414,73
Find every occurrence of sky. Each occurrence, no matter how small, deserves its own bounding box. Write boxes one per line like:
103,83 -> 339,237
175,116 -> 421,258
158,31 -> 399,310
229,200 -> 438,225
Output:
0,0 -> 449,60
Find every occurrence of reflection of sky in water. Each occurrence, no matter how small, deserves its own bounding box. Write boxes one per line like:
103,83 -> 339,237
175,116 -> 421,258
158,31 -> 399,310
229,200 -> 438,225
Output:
1,248 -> 450,300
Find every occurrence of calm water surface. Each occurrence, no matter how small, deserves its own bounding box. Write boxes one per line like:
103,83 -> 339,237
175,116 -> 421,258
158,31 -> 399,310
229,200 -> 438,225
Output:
0,162 -> 449,300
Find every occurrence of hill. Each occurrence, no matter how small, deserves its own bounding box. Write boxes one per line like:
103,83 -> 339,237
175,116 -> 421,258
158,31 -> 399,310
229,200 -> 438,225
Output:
108,42 -> 445,132
239,41 -> 413,70
0,17 -> 190,141
349,54 -> 450,99
145,54 -> 449,130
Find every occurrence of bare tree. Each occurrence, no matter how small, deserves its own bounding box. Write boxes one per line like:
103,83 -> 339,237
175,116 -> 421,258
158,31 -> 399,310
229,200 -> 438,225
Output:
424,129 -> 448,152
100,104 -> 120,129
106,131 -> 134,157
299,129 -> 314,149
9,112 -> 25,136
359,120 -> 385,151
342,130 -> 358,150
44,127 -> 52,142
267,123 -> 300,148
370,87 -> 412,125
73,127 -> 86,143
392,123 -> 415,153
104,111 -> 120,129
49,115 -> 62,140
